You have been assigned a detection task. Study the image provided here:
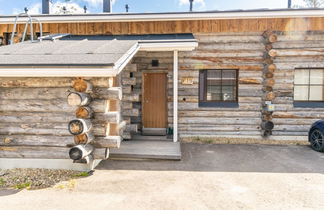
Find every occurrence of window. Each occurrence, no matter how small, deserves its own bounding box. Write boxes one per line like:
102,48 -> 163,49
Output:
199,69 -> 238,107
294,68 -> 324,107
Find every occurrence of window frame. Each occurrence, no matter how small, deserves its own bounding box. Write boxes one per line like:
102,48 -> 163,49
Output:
293,68 -> 324,108
199,69 -> 239,107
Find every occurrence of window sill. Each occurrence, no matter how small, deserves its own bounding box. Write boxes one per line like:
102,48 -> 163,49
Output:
293,102 -> 324,108
199,102 -> 239,108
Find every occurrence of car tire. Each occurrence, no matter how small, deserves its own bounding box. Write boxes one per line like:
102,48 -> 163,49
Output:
309,129 -> 324,152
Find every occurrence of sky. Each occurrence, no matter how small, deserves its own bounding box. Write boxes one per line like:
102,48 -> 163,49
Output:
0,0 -> 311,15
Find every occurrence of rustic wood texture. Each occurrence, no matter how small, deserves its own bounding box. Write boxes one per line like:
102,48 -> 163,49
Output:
142,73 -> 168,128
271,31 -> 324,137
1,17 -> 323,39
0,77 -> 120,159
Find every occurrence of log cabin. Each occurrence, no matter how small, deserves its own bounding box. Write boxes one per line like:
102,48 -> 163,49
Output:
0,1 -> 323,170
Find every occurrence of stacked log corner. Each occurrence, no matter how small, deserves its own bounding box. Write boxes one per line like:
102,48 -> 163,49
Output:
67,78 -> 124,163
68,79 -> 95,163
261,31 -> 277,137
121,63 -> 140,139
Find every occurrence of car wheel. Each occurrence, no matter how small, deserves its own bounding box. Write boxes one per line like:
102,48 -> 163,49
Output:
309,129 -> 324,152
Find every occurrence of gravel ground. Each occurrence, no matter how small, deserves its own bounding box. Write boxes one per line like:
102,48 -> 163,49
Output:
0,168 -> 89,190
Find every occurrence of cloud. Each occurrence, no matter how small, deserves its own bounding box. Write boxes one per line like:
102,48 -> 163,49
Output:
51,1 -> 85,14
12,4 -> 42,15
83,0 -> 117,6
12,1 -> 85,15
28,3 -> 42,14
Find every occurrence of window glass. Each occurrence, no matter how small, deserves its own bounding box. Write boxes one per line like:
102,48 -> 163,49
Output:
309,86 -> 323,101
294,69 -> 324,102
294,86 -> 309,101
294,70 -> 309,85
310,70 -> 324,85
199,69 -> 238,103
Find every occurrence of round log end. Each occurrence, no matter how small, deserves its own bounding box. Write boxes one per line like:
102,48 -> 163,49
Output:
69,147 -> 83,160
74,133 -> 94,145
67,92 -> 91,106
268,64 -> 277,72
268,34 -> 278,43
268,49 -> 277,57
67,92 -> 82,106
261,121 -> 274,131
72,79 -> 92,93
68,119 -> 84,135
76,106 -> 93,119
263,58 -> 274,65
265,92 -> 276,101
264,78 -> 275,87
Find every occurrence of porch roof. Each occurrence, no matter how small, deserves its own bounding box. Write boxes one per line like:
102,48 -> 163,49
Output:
0,34 -> 197,77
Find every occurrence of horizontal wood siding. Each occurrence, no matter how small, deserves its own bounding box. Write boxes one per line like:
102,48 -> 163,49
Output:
0,17 -> 323,38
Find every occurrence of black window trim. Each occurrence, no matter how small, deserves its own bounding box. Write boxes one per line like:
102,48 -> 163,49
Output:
199,69 -> 239,107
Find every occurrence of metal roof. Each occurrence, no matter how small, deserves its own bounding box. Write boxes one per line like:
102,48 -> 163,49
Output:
0,34 -> 196,67
0,8 -> 323,24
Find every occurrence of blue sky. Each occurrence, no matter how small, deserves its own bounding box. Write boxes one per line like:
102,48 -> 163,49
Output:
0,0 -> 307,15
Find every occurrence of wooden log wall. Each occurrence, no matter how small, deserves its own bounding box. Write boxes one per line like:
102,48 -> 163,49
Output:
176,33 -> 264,138
120,63 -> 140,139
271,31 -> 324,139
0,77 -> 121,159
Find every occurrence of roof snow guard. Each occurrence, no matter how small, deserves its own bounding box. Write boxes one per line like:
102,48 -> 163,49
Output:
0,34 -> 197,77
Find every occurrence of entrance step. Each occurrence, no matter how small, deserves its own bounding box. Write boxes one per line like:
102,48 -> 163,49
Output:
109,140 -> 181,160
131,134 -> 171,141
142,128 -> 167,136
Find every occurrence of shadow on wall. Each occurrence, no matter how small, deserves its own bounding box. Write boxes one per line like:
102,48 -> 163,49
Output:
97,143 -> 324,174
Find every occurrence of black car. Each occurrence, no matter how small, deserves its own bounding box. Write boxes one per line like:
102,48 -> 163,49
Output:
309,120 -> 324,152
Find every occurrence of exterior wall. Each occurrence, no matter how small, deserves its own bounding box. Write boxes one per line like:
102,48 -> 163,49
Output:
125,31 -> 324,141
0,77 -> 115,158
178,32 -> 263,139
272,31 -> 324,138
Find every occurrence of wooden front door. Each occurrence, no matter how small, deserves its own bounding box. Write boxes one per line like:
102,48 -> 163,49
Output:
142,72 -> 167,132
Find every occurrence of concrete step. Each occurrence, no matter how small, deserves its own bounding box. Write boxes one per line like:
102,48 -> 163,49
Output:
109,140 -> 181,160
131,135 -> 172,141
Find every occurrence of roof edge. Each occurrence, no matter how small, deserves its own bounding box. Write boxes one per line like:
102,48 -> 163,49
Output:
0,8 -> 323,24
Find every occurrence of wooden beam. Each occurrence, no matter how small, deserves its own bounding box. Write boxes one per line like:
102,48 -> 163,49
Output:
173,50 -> 178,142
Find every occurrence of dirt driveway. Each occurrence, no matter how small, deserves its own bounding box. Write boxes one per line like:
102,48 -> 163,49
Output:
1,143 -> 324,210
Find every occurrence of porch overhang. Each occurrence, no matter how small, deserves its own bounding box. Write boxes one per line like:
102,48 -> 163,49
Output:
0,34 -> 197,77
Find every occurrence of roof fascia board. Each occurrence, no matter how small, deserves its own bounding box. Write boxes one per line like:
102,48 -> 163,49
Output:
139,41 -> 198,51
114,43 -> 140,74
0,10 -> 323,24
0,67 -> 117,77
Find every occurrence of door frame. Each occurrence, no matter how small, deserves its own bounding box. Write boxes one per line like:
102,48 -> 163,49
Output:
141,71 -> 168,131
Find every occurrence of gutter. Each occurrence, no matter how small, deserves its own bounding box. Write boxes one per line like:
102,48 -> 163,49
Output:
0,9 -> 323,24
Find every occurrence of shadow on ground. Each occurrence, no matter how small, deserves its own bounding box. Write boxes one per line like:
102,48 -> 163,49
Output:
97,143 -> 324,174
